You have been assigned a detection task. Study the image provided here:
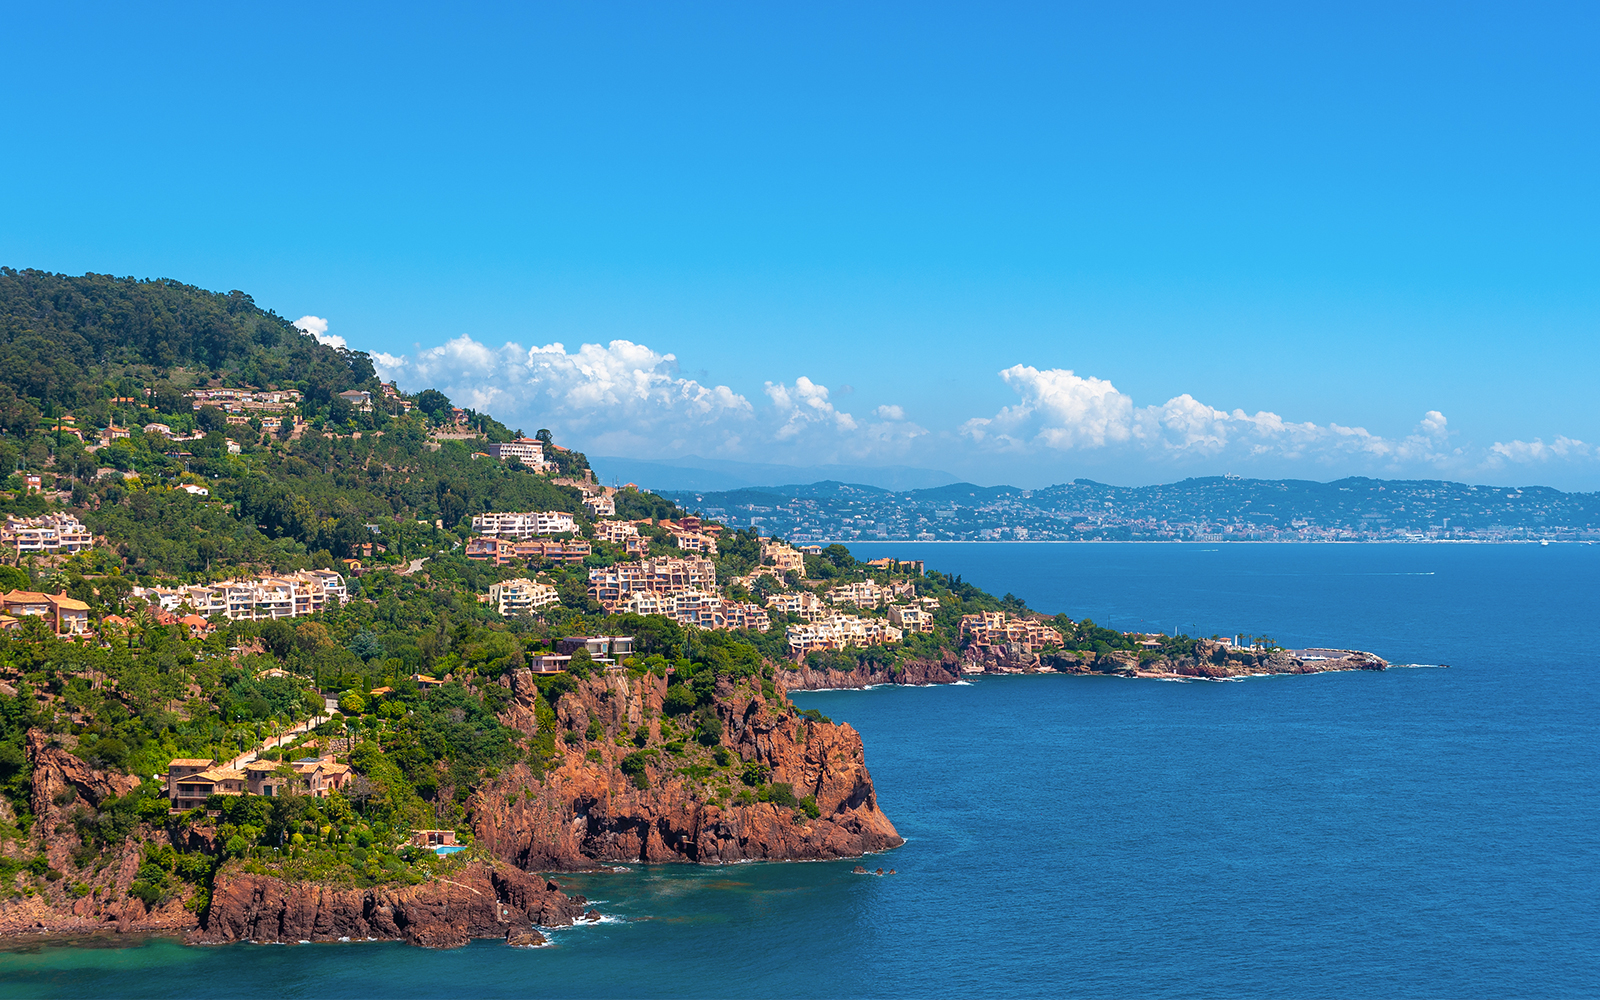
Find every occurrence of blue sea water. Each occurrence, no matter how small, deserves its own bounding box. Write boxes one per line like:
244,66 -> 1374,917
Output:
2,543 -> 1596,998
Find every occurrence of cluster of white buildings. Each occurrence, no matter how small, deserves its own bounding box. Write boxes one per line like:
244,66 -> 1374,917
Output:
786,615 -> 905,657
588,557 -> 718,607
186,387 -> 302,413
958,611 -> 1064,653
2,514 -> 93,557
617,589 -> 771,632
765,590 -> 827,621
487,577 -> 561,616
824,579 -> 915,609
471,511 -> 577,537
133,570 -> 347,621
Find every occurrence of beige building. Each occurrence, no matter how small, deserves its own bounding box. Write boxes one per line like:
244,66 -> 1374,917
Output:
786,615 -> 904,658
766,590 -> 827,622
887,604 -> 936,633
959,612 -> 1063,653
0,590 -> 90,635
761,540 -> 807,577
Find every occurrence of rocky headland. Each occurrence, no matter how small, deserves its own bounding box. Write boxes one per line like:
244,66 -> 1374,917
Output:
779,640 -> 1387,690
471,668 -> 903,868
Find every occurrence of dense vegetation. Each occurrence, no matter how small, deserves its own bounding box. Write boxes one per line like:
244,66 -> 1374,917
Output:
0,270 -> 1064,908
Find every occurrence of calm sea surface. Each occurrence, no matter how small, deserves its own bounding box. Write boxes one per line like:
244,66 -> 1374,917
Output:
3,543 -> 1596,998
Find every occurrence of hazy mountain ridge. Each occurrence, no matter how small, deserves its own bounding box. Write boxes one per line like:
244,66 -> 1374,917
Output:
664,475 -> 1600,542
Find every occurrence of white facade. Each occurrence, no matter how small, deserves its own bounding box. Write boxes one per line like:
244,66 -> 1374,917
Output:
485,438 -> 548,468
134,570 -> 346,621
471,511 -> 577,537
489,577 -> 560,616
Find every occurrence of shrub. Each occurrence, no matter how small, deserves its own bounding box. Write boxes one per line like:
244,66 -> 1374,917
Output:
662,684 -> 696,716
585,719 -> 604,741
741,761 -> 769,787
765,782 -> 798,809
619,751 -> 650,790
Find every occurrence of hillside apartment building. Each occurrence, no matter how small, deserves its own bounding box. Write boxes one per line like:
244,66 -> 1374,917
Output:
2,514 -> 94,557
133,570 -> 347,621
471,511 -> 577,537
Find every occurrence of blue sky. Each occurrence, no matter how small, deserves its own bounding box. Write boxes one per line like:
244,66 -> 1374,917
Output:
4,2 -> 1598,488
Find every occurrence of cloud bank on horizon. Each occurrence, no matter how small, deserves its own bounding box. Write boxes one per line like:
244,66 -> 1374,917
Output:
361,328 -> 1592,486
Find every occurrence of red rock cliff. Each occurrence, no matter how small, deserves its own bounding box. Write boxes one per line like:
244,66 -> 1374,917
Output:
197,861 -> 588,948
471,669 -> 903,869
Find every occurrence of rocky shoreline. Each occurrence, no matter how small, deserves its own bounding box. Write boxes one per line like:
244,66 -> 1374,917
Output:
778,639 -> 1388,690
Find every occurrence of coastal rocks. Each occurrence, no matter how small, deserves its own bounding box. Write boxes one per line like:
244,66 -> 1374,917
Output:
778,654 -> 963,691
471,672 -> 903,869
506,928 -> 547,947
197,861 -> 586,948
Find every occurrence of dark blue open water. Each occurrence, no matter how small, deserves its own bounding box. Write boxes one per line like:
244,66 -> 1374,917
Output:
3,543 -> 1596,998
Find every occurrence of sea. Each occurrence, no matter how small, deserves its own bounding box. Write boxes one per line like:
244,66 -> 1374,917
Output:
2,542 -> 1596,998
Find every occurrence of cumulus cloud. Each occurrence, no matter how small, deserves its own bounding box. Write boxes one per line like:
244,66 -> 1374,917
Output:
375,335 -> 752,455
374,336 -> 931,464
369,331 -> 1593,482
962,364 -> 1466,471
764,377 -> 857,439
1486,435 -> 1591,465
293,315 -> 347,350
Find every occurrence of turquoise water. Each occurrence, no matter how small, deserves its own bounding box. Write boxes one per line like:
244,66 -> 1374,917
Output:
3,543 -> 1596,998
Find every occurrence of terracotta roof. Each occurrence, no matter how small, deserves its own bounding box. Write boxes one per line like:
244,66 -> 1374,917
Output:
243,761 -> 279,772
197,768 -> 244,781
49,593 -> 90,611
168,758 -> 214,767
1,590 -> 50,603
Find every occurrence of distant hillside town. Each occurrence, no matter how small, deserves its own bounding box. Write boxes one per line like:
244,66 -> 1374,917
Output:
661,476 -> 1600,542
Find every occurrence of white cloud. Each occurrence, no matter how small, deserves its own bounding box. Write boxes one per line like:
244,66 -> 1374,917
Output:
963,364 -> 1461,471
376,335 -> 754,455
368,331 -> 1595,483
1486,435 -> 1591,465
764,377 -> 857,439
374,335 -> 934,464
293,315 -> 346,350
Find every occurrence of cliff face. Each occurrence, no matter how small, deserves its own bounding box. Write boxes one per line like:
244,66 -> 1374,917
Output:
471,670 -> 903,869
778,653 -> 963,691
3,734 -> 589,949
197,862 -> 589,948
0,732 -> 197,940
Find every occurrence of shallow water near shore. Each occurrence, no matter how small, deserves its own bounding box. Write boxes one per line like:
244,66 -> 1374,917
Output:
3,543 -> 1596,998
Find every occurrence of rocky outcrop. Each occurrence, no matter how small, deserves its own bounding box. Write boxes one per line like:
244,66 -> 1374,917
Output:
27,730 -> 140,818
777,653 -> 963,691
195,862 -> 586,948
471,670 -> 903,869
1033,641 -> 1388,678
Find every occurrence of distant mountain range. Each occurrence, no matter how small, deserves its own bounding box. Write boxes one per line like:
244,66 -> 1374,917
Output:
660,476 -> 1600,542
